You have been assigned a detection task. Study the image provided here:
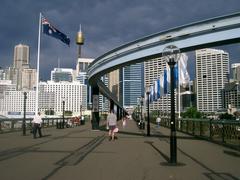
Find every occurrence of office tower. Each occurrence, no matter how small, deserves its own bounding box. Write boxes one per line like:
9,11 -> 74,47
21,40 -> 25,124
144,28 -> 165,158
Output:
232,63 -> 240,82
99,75 -> 109,113
144,57 -> 170,113
13,44 -> 30,69
22,68 -> 36,90
51,68 -> 74,82
119,63 -> 144,107
9,44 -> 36,90
196,48 -> 229,112
108,70 -> 120,101
0,68 -> 7,80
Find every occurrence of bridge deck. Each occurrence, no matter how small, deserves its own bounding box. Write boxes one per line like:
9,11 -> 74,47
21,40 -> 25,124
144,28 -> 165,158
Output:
0,119 -> 239,180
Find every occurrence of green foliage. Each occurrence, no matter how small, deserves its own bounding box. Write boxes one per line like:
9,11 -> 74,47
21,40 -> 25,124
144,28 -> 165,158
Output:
64,111 -> 72,116
219,113 -> 234,120
45,109 -> 54,115
181,107 -> 202,118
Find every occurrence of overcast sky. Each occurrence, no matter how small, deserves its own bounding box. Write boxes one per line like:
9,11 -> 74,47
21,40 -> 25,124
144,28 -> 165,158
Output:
0,0 -> 240,80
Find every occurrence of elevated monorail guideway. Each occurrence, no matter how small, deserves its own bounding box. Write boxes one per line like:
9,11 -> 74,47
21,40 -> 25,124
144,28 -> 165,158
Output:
89,12 -> 240,80
88,12 -> 240,129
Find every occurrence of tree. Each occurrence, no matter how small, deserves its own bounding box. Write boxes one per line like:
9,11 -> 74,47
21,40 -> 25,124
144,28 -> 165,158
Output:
181,107 -> 202,118
64,111 -> 72,116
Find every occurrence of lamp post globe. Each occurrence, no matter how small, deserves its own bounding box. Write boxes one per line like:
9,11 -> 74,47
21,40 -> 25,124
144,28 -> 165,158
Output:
162,44 -> 180,164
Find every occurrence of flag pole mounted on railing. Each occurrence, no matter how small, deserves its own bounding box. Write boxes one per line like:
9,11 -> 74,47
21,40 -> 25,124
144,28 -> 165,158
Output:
35,12 -> 70,115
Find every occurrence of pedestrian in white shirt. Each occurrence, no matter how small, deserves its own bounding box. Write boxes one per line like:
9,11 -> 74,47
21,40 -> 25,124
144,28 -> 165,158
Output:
156,116 -> 161,128
32,112 -> 43,138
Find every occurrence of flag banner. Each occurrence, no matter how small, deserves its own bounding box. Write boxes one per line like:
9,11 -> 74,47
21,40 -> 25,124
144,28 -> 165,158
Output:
150,85 -> 154,103
174,63 -> 179,89
157,79 -> 161,98
179,53 -> 190,87
154,80 -> 158,101
164,68 -> 168,94
42,15 -> 70,46
160,75 -> 164,96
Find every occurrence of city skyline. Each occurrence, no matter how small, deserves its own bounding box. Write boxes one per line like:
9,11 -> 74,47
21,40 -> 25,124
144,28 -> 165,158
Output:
0,0 -> 240,81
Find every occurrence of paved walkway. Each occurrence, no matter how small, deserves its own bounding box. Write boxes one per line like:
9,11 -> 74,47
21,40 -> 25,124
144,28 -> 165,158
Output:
0,119 -> 239,180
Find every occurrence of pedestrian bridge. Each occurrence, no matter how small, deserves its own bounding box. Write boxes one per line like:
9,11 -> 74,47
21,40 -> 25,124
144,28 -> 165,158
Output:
0,120 -> 239,179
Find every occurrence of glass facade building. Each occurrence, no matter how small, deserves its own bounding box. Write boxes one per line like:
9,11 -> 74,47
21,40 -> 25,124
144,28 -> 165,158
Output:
119,63 -> 144,107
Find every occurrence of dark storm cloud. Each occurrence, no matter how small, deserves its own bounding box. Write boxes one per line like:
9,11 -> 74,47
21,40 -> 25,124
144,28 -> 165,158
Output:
0,0 -> 240,80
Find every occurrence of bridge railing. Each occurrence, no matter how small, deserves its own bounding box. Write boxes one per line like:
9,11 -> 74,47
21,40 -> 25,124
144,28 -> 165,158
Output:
0,118 -> 72,133
160,118 -> 240,150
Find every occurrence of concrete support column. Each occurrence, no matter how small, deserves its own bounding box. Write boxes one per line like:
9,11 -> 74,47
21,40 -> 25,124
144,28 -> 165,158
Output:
91,85 -> 99,130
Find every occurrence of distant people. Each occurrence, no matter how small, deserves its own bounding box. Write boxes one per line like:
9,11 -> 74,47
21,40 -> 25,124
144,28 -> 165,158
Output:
122,116 -> 127,128
156,116 -> 161,128
107,109 -> 117,141
32,112 -> 43,139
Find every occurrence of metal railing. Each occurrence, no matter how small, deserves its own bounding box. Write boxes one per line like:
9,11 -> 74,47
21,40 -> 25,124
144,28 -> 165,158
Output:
160,118 -> 240,150
0,117 -> 72,134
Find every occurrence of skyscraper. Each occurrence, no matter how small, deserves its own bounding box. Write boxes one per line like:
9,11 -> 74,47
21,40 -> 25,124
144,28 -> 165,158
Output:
232,63 -> 240,82
119,63 -> 144,107
196,48 -> 229,112
13,44 -> 30,69
8,44 -> 36,90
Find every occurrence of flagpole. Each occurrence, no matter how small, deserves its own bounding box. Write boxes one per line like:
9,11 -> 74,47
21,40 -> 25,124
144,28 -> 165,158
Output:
35,12 -> 42,114
178,57 -> 181,119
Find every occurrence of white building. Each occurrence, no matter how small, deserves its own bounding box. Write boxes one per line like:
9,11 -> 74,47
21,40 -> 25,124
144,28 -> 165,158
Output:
76,58 -> 94,74
196,48 -> 229,112
1,90 -> 36,118
39,81 -> 87,115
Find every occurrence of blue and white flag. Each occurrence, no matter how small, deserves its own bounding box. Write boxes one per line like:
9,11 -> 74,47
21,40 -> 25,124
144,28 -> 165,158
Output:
157,78 -> 161,98
163,64 -> 170,94
42,15 -> 70,46
174,63 -> 179,89
160,75 -> 164,96
179,53 -> 190,87
150,85 -> 154,103
154,80 -> 158,101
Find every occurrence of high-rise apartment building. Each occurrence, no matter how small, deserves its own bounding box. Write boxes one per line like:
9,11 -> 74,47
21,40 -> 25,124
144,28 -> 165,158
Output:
232,63 -> 240,82
119,63 -> 144,107
196,48 -> 229,112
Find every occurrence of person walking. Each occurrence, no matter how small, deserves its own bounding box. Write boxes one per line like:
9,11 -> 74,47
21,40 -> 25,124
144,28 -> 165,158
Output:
107,109 -> 117,141
156,116 -> 161,128
32,112 -> 43,139
122,116 -> 127,129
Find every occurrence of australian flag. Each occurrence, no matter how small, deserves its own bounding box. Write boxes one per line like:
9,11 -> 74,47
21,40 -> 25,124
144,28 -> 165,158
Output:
42,15 -> 70,46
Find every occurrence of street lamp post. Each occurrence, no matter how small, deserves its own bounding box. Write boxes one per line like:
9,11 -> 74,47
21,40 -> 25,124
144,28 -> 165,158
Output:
23,92 -> 27,136
137,97 -> 140,121
146,85 -> 150,136
163,45 -> 180,164
62,97 -> 65,129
